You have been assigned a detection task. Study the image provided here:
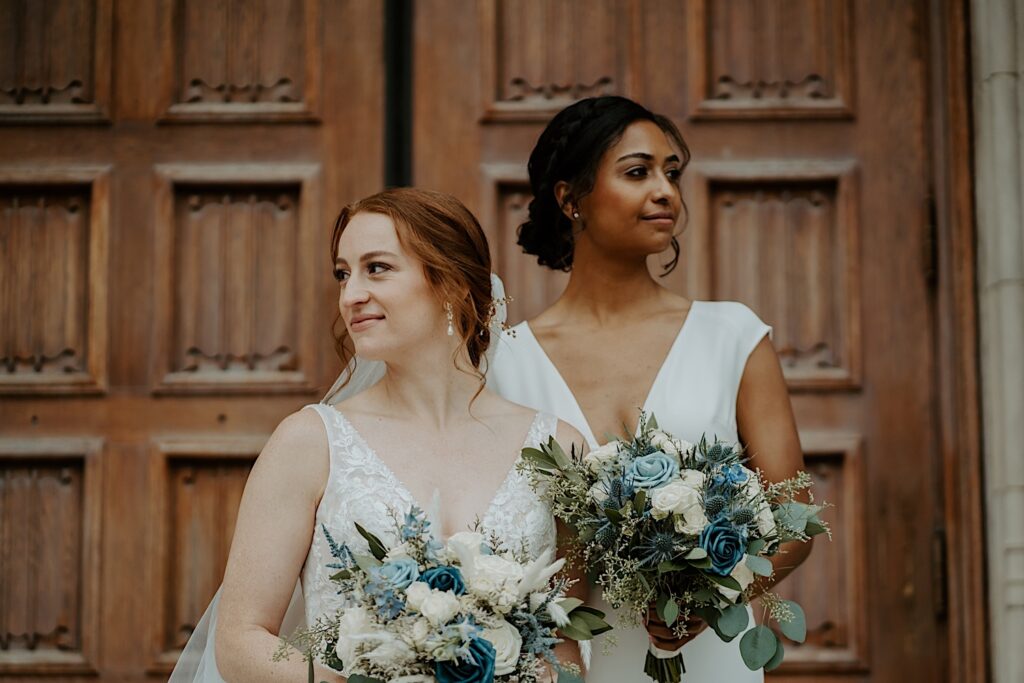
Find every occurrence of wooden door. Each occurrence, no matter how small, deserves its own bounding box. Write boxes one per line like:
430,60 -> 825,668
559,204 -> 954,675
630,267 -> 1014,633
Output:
414,1 -> 946,680
0,1 -> 383,680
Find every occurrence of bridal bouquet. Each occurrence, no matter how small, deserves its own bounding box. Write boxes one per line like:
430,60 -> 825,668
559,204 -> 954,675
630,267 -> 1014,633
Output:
281,506 -> 609,683
519,413 -> 829,683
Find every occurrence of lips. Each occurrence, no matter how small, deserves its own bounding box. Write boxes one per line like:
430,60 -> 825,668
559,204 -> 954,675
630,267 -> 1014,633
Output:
642,211 -> 676,223
349,314 -> 384,331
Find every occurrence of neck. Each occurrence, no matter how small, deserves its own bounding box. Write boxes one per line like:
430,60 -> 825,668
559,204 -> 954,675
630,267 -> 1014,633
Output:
376,343 -> 480,428
557,241 -> 668,324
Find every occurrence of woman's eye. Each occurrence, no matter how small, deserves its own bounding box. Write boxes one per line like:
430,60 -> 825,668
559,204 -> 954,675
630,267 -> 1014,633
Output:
333,268 -> 349,282
626,167 -> 648,178
666,168 -> 682,181
367,262 -> 390,275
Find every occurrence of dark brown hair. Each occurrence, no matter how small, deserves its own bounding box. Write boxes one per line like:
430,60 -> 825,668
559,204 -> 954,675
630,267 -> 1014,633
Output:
518,96 -> 690,273
329,187 -> 493,392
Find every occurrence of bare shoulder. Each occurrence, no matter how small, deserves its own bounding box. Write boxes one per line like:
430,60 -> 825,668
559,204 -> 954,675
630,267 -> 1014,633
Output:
739,335 -> 786,395
249,407 -> 330,500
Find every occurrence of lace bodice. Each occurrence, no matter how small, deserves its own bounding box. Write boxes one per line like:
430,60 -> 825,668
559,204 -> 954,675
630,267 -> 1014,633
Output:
300,404 -> 558,629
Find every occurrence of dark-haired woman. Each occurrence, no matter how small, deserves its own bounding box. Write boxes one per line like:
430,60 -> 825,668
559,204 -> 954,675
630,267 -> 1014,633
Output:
489,96 -> 811,681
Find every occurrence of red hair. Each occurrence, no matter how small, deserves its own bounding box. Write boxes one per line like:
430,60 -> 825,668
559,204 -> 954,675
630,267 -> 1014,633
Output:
329,188 -> 493,392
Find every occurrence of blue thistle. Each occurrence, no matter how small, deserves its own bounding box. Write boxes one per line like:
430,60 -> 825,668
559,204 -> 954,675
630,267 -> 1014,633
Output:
635,531 -> 681,568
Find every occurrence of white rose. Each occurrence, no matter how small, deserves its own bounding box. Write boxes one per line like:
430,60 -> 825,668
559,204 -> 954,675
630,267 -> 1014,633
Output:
650,430 -> 680,457
742,472 -> 778,539
393,676 -> 437,683
468,554 -> 525,595
583,441 -> 620,474
480,620 -> 522,675
651,471 -> 705,525
717,557 -> 756,601
589,479 -> 609,505
446,531 -> 485,565
361,631 -> 416,666
405,581 -> 431,612
335,606 -> 375,665
409,617 -> 433,648
419,589 -> 462,626
385,541 -> 414,562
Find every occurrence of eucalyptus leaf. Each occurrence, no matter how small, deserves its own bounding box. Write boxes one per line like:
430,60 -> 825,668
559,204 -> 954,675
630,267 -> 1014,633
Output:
765,638 -> 785,671
774,502 -> 817,534
664,598 -> 680,627
557,597 -> 584,613
560,619 -> 593,641
777,600 -> 807,643
739,625 -> 778,670
352,553 -> 381,572
746,538 -> 766,556
348,676 -> 385,683
634,489 -> 647,512
706,572 -> 742,592
744,554 -> 774,577
657,560 -> 690,574
805,518 -> 829,536
572,609 -> 612,634
656,593 -> 670,623
354,523 -> 388,561
685,547 -> 708,560
329,569 -> 352,581
647,414 -> 660,430
717,603 -> 750,638
603,506 -> 625,524
547,437 -> 573,469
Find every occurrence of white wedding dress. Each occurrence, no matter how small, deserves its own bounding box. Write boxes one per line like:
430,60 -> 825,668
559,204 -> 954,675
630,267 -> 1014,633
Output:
487,300 -> 770,683
169,404 -> 559,681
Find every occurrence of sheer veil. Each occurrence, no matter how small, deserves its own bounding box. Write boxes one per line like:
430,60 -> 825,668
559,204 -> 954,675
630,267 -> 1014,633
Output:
167,274 -> 510,681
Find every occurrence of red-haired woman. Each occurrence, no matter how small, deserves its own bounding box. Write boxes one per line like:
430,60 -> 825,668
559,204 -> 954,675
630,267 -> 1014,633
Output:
170,188 -> 585,682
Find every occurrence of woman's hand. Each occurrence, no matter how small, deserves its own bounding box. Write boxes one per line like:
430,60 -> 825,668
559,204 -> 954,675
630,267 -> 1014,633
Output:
644,604 -> 706,652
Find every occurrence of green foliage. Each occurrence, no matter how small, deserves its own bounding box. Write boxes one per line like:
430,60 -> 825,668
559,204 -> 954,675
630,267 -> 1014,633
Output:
776,600 -> 807,643
739,625 -> 778,670
354,523 -> 388,561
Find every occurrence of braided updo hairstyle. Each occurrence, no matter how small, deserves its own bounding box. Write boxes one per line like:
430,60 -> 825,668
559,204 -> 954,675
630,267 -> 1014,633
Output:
518,96 -> 690,272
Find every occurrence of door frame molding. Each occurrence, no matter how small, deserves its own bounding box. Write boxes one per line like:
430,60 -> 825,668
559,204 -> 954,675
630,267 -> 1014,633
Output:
928,1 -> 989,680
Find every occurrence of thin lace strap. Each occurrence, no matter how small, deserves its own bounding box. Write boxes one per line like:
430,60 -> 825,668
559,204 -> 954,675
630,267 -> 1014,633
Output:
526,411 -> 560,448
302,404 -> 347,475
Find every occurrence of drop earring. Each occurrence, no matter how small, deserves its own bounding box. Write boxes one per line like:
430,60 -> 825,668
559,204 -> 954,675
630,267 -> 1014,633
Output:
444,302 -> 454,336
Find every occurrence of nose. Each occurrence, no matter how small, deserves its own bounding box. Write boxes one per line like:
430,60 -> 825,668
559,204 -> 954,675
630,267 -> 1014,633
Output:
651,172 -> 676,204
340,277 -> 370,309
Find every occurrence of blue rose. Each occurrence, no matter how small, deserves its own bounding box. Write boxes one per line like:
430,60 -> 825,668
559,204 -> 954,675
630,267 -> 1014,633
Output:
699,521 -> 747,576
435,636 -> 496,683
369,557 -> 419,591
421,566 -> 467,595
625,452 -> 679,490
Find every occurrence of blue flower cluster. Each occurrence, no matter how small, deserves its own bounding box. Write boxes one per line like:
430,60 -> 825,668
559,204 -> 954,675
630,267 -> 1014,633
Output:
365,558 -> 419,618
700,464 -> 754,575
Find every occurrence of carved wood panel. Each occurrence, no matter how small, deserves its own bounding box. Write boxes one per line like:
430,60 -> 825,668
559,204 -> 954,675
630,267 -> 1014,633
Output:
686,161 -> 860,390
0,438 -> 102,675
162,0 -> 321,122
0,168 -> 110,395
148,437 -> 262,671
480,0 -> 636,121
0,0 -> 112,122
152,164 -> 320,394
686,0 -> 854,119
770,431 -> 869,672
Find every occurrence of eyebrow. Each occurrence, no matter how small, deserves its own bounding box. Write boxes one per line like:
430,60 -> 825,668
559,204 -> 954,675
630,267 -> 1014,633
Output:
334,250 -> 399,265
616,152 -> 681,164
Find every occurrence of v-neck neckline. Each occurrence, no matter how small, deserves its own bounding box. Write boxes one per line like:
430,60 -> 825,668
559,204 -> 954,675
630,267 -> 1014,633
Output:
522,301 -> 702,446
330,409 -> 543,539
